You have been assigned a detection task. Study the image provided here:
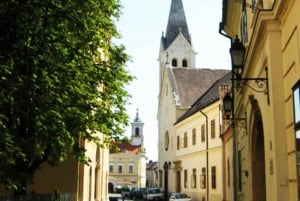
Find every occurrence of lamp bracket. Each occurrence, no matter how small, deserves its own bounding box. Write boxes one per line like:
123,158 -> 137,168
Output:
227,116 -> 247,130
234,0 -> 261,12
233,67 -> 270,105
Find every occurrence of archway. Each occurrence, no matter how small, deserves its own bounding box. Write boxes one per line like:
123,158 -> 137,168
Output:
250,96 -> 266,201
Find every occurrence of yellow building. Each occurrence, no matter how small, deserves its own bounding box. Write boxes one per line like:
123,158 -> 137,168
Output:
0,135 -> 110,201
174,72 -> 231,201
108,110 -> 147,191
220,0 -> 300,200
146,160 -> 159,188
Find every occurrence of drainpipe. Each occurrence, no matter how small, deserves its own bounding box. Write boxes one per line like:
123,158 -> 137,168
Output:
219,22 -> 237,201
199,110 -> 209,201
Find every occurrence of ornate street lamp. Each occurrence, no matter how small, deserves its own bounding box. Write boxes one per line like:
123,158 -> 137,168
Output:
229,36 -> 270,104
230,36 -> 245,80
223,92 -> 233,120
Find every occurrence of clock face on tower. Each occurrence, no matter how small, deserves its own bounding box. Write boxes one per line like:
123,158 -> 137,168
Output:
165,131 -> 169,151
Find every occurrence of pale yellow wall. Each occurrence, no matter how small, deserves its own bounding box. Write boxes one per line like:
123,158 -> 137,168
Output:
109,152 -> 146,189
0,134 -> 109,201
157,68 -> 178,192
175,101 -> 224,201
222,1 -> 300,201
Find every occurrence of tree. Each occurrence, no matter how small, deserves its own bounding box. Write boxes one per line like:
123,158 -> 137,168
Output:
0,0 -> 133,194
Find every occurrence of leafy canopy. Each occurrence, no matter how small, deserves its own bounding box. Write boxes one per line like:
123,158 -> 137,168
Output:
0,0 -> 133,192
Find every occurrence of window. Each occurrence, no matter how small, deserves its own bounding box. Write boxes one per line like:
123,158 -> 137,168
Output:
165,131 -> 170,151
294,81 -> 300,130
241,0 -> 248,43
227,158 -> 230,187
201,124 -> 206,142
135,127 -> 140,136
191,168 -> 197,188
201,167 -> 206,189
182,59 -> 187,67
184,132 -> 188,148
129,164 -> 134,173
192,128 -> 196,145
172,59 -> 177,67
211,166 -> 216,189
177,136 -> 180,150
293,81 -> 300,197
109,164 -> 114,173
184,169 -> 188,188
238,151 -> 242,191
118,164 -> 123,173
211,119 -> 216,139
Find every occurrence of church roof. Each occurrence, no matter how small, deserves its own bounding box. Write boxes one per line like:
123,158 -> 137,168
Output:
175,71 -> 232,123
162,0 -> 191,49
168,67 -> 230,109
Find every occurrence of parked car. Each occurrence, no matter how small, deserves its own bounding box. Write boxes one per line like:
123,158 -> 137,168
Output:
169,193 -> 191,201
143,188 -> 163,201
129,188 -> 145,200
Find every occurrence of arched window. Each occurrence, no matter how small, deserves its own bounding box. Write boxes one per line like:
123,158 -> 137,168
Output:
182,59 -> 187,67
135,127 -> 140,136
172,59 -> 177,67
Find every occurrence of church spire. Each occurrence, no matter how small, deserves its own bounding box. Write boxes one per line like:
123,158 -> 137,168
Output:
134,108 -> 142,122
164,0 -> 191,49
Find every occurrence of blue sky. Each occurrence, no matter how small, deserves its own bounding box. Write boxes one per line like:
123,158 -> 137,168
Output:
115,0 -> 231,161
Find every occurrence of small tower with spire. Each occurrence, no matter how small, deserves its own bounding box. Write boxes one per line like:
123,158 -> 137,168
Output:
131,109 -> 144,147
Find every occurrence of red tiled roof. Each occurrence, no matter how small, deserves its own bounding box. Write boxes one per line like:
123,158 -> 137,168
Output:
110,141 -> 141,154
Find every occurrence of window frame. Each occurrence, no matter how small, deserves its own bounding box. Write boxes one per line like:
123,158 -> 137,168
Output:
184,132 -> 188,148
200,167 -> 206,189
192,128 -> 196,145
293,80 -> 300,198
201,124 -> 206,142
211,166 -> 216,189
118,164 -> 123,173
172,58 -> 177,67
211,119 -> 216,139
128,163 -> 134,174
184,169 -> 188,188
109,164 -> 114,173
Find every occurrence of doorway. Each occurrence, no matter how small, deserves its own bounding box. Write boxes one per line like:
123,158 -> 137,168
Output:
250,96 -> 266,201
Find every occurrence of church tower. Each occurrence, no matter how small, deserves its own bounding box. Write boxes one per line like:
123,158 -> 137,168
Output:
158,0 -> 197,87
130,109 -> 144,147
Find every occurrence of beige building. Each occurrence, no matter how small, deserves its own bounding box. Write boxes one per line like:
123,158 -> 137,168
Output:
220,0 -> 300,200
157,0 -> 229,199
108,110 -> 147,191
0,134 -> 110,201
146,160 -> 159,188
174,73 -> 231,201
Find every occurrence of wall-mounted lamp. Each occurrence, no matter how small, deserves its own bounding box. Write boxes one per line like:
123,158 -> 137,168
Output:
230,36 -> 270,104
223,92 -> 247,126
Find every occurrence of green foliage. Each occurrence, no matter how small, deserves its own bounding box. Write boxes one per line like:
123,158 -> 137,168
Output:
0,0 -> 133,193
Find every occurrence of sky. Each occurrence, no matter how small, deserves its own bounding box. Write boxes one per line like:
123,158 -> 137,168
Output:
115,0 -> 231,162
